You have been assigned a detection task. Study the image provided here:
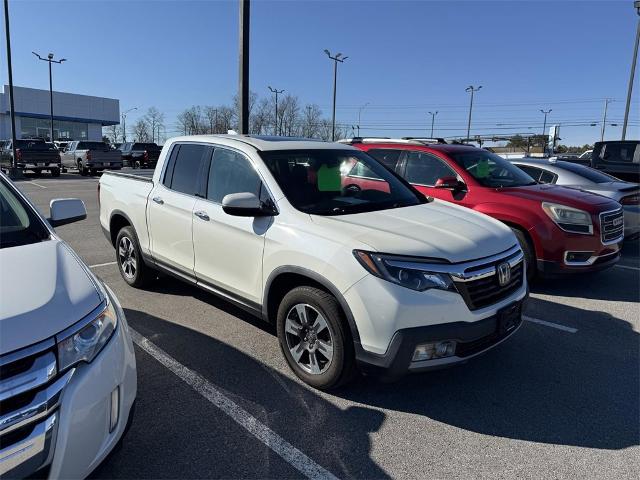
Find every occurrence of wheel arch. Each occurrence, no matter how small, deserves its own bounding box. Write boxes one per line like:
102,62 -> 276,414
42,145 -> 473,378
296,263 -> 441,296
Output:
109,210 -> 134,247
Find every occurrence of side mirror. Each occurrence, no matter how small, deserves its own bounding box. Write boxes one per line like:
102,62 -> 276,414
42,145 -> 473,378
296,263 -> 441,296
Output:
434,176 -> 463,190
49,198 -> 87,227
222,192 -> 278,217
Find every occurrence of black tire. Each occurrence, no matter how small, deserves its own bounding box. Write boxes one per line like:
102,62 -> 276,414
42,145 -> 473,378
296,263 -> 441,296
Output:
78,160 -> 87,176
115,226 -> 152,288
134,160 -> 141,169
50,168 -> 60,177
510,227 -> 535,282
276,286 -> 356,390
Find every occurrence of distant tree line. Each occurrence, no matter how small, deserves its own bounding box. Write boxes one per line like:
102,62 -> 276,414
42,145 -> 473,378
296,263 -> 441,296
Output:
104,106 -> 166,144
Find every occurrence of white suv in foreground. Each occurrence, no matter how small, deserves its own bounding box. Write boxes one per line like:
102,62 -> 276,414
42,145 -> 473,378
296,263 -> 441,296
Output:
99,135 -> 527,389
0,173 -> 136,478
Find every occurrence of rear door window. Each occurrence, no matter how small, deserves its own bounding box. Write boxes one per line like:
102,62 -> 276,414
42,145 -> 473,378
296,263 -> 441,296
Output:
601,142 -> 640,163
404,152 -> 456,186
367,149 -> 403,172
164,144 -> 209,195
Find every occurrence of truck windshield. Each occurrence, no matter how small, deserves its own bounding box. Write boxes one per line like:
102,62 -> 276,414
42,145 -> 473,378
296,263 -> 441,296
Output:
449,150 -> 537,188
259,149 -> 426,216
0,177 -> 50,249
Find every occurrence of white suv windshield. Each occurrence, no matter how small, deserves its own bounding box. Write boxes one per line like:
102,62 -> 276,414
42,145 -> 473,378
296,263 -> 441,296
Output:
0,178 -> 50,248
260,149 -> 426,216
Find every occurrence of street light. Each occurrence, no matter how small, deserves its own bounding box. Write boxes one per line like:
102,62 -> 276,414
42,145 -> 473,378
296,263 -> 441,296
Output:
428,111 -> 438,137
622,1 -> 640,140
268,86 -> 284,135
121,107 -> 138,143
465,85 -> 482,142
600,99 -> 613,141
356,102 -> 369,137
324,49 -> 348,141
540,109 -> 552,155
32,52 -> 66,142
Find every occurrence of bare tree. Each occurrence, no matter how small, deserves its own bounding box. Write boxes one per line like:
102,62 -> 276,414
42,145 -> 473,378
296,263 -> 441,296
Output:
302,104 -> 322,138
144,107 -> 165,143
132,119 -> 151,142
104,124 -> 122,144
176,106 -> 205,135
204,106 -> 219,134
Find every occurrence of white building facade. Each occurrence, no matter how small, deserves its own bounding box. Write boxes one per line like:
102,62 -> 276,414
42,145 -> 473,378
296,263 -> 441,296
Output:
0,85 -> 119,141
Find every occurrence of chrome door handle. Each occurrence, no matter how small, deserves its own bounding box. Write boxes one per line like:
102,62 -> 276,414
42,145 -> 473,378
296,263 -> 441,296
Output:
194,211 -> 210,221
152,196 -> 164,205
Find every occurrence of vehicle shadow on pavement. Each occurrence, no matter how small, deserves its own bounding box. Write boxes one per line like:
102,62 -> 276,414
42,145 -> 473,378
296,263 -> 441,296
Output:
336,296 -> 639,451
92,306 -> 389,479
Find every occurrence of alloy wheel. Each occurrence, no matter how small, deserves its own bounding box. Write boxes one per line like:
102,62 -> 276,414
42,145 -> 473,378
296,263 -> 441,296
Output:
284,303 -> 334,375
118,236 -> 137,280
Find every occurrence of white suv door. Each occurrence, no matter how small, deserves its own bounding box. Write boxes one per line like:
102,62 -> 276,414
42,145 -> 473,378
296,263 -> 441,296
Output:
192,146 -> 272,305
147,143 -> 211,274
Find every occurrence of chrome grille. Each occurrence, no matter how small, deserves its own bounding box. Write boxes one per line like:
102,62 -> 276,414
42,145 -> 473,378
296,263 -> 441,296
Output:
600,208 -> 624,244
0,340 -> 71,478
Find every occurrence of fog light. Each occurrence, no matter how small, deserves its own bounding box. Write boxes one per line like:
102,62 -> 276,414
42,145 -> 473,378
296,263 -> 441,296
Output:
109,386 -> 120,433
412,341 -> 456,362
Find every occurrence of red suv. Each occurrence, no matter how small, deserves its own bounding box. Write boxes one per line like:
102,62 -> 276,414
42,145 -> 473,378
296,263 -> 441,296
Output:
346,139 -> 623,278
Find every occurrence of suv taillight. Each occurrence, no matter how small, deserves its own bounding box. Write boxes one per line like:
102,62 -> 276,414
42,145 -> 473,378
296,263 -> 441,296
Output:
86,150 -> 92,161
621,194 -> 639,205
15,148 -> 21,161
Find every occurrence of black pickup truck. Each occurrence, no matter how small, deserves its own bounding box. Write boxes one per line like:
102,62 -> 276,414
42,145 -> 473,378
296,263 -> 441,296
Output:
119,142 -> 162,169
591,140 -> 640,182
0,139 -> 61,176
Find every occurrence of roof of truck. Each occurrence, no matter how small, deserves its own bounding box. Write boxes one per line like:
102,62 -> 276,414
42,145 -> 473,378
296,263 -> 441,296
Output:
167,134 -> 357,152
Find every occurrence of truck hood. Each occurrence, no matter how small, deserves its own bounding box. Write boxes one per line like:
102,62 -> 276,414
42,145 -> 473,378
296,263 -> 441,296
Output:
0,239 -> 102,354
496,184 -> 615,208
311,200 -> 516,262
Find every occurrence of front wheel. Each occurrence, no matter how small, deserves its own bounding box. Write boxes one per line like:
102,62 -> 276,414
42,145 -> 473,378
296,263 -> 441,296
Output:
116,226 -> 152,288
50,168 -> 60,177
277,286 -> 355,390
510,227 -> 535,282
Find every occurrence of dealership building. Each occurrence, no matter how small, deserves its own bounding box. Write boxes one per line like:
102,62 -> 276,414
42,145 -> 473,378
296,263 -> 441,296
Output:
0,85 -> 119,141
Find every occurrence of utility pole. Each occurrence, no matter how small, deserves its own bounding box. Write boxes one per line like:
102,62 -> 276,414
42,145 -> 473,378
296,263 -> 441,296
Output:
238,0 -> 250,134
540,109 -> 552,155
121,107 -> 137,143
428,111 -> 438,137
600,99 -> 613,142
268,86 -> 284,135
324,50 -> 348,141
32,51 -> 66,142
357,102 -> 369,137
622,1 -> 640,140
3,0 -> 20,178
465,85 -> 482,142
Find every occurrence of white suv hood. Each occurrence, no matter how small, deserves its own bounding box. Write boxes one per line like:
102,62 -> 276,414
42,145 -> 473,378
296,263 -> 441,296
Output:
0,239 -> 102,354
312,200 -> 516,263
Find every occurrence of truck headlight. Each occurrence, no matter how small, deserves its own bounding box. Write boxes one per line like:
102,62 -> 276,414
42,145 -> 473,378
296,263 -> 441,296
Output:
353,250 -> 456,292
57,293 -> 118,371
541,202 -> 593,235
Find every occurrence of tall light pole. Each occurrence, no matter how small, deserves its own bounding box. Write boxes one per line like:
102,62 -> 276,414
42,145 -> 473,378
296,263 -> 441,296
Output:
600,99 -> 613,141
32,52 -> 66,142
540,109 -> 552,155
622,1 -> 640,140
356,102 -> 369,137
324,49 -> 348,141
121,107 -> 137,143
268,86 -> 284,135
465,85 -> 482,142
238,0 -> 250,134
3,0 -> 20,177
429,111 -> 438,137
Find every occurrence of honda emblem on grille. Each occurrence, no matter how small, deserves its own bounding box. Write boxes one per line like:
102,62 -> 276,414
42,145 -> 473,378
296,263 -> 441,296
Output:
497,262 -> 511,287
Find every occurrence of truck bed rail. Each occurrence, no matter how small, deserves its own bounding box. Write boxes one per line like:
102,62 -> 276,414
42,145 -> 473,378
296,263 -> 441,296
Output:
102,170 -> 154,183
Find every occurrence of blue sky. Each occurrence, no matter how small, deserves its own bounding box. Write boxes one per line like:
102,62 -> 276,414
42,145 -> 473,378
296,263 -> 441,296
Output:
1,0 -> 639,145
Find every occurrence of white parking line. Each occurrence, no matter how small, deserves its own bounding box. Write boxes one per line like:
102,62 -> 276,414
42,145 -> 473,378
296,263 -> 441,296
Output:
29,182 -> 47,189
129,329 -> 339,480
523,315 -> 578,333
615,264 -> 640,272
88,261 -> 117,268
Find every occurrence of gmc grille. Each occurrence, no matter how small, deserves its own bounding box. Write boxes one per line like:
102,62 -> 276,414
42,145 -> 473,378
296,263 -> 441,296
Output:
600,208 -> 624,244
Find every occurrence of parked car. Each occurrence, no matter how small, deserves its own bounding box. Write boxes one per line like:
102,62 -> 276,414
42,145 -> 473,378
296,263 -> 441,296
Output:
100,135 -> 528,389
0,171 -> 136,478
345,138 -> 624,278
60,141 -> 123,175
511,158 -> 639,240
0,138 -> 61,176
591,140 -> 639,182
119,142 -> 162,169
54,140 -> 71,152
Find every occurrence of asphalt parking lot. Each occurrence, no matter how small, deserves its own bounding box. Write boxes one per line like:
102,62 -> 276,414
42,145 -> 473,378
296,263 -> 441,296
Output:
13,172 -> 640,479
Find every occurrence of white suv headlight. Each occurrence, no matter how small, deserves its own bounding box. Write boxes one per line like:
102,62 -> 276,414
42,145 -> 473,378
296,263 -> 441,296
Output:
541,202 -> 593,235
354,250 -> 456,292
57,294 -> 118,371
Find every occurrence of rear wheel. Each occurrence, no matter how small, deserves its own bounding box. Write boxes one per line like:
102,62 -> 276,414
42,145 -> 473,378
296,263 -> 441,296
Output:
116,226 -> 152,288
510,227 -> 535,282
277,286 -> 355,390
134,160 -> 141,169
50,168 -> 60,177
77,160 -> 88,176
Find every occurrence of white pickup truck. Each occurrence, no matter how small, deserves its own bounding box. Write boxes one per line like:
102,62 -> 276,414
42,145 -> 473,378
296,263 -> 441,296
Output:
99,135 -> 528,389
